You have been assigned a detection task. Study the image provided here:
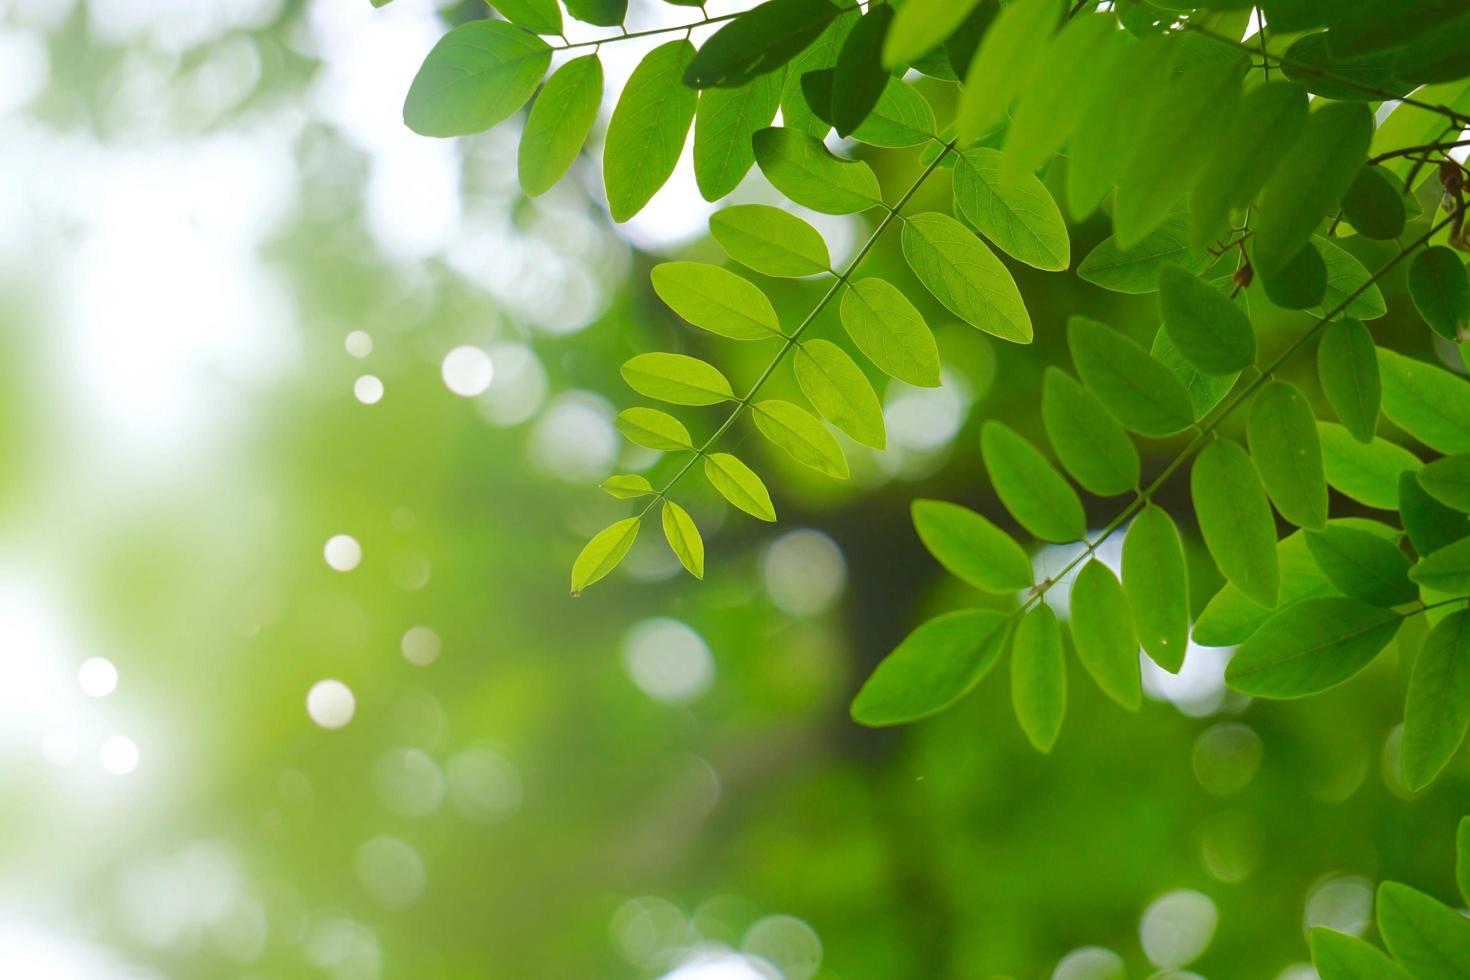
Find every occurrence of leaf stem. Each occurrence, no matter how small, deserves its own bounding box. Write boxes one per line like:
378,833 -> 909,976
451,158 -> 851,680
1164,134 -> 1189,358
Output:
636,141 -> 959,518
1010,208 -> 1463,621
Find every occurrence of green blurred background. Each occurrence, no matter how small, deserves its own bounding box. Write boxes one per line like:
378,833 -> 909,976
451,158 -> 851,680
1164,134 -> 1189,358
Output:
2,1 -> 1467,978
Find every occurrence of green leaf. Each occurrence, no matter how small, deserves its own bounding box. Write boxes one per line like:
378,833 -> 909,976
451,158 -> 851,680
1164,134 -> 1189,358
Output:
1393,11 -> 1470,86
487,0 -> 561,34
1320,238 -> 1388,320
981,421 -> 1085,544
604,40 -> 699,222
1319,421 -> 1421,510
710,204 -> 830,278
1003,12 -> 1123,177
1158,264 -> 1255,374
1190,80 -> 1310,249
1409,246 -> 1470,341
1402,609 -> 1470,791
703,452 -> 776,522
1281,32 -> 1405,101
1041,367 -> 1140,497
1317,319 -> 1380,443
616,407 -> 693,452
851,609 -> 1009,726
882,0 -> 987,67
752,399 -> 848,479
798,69 -> 938,148
753,126 -> 883,214
1011,604 -> 1066,753
1379,347 -> 1470,454
651,262 -> 782,341
403,20 -> 551,138
1340,165 -> 1407,240
952,147 -> 1070,272
1253,101 -> 1373,276
1309,928 -> 1414,980
942,1 -> 996,79
661,500 -> 704,579
518,55 -> 602,197
1224,596 -> 1400,698
794,339 -> 885,449
621,353 -> 734,406
1070,560 -> 1141,711
1150,327 -> 1238,421
1377,881 -> 1470,980
1194,532 -> 1341,647
1114,57 -> 1245,249
683,0 -> 841,89
831,4 -> 892,137
1192,439 -> 1280,607
1123,505 -> 1189,672
912,498 -> 1033,594
1412,534 -> 1470,594
1419,454 -> 1470,512
1459,816 -> 1470,906
1305,522 -> 1416,607
1067,316 -> 1193,437
1402,470 -> 1470,556
839,278 -> 940,387
692,71 -> 783,202
1077,212 -> 1214,294
901,212 -> 1033,343
600,474 -> 654,499
570,516 -> 640,594
1248,379 -> 1328,530
955,0 -> 1062,144
1261,240 -> 1328,311
562,0 -> 625,27
780,6 -> 858,138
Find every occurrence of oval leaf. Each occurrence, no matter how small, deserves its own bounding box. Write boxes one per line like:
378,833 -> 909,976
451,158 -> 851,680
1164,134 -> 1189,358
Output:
519,55 -> 602,196
1402,609 -> 1470,792
952,147 -> 1070,271
1401,469 -> 1470,557
570,516 -> 640,594
794,339 -> 886,449
902,211 -> 1033,343
1341,165 -> 1407,240
710,204 -> 830,277
1317,318 -> 1380,443
1158,264 -> 1256,374
661,500 -> 704,580
1376,881 -> 1470,979
1248,379 -> 1328,530
1011,604 -> 1067,753
752,399 -> 848,479
1068,316 -> 1193,437
616,406 -> 693,452
604,40 -> 699,222
981,421 -> 1086,544
753,126 -> 883,214
693,71 -> 783,201
403,20 -> 551,138
651,262 -> 782,340
1070,559 -> 1142,711
1319,421 -> 1421,509
1192,439 -> 1280,607
1409,245 -> 1470,340
622,353 -> 734,406
1378,346 -> 1470,454
1224,596 -> 1400,698
851,609 -> 1009,726
1305,522 -> 1417,607
839,278 -> 941,387
1309,928 -> 1414,980
1418,454 -> 1470,512
1122,505 -> 1189,673
1194,531 -> 1343,648
601,474 -> 654,499
1041,367 -> 1141,497
703,452 -> 776,522
912,498 -> 1033,594
1411,535 -> 1470,595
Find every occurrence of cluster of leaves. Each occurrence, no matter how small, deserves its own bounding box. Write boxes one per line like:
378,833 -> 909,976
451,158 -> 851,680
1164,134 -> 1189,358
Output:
390,0 -> 1470,779
1307,816 -> 1470,978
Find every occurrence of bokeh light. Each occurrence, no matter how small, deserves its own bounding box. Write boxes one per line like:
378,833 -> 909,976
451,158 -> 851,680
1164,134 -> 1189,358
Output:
306,680 -> 356,730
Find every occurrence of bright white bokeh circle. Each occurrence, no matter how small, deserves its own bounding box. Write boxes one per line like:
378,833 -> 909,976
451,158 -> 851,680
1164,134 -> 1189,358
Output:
441,345 -> 493,397
353,374 -> 384,404
99,735 -> 139,775
400,625 -> 441,667
307,679 -> 356,730
621,618 -> 714,704
344,330 -> 373,358
78,656 -> 119,698
324,534 -> 362,572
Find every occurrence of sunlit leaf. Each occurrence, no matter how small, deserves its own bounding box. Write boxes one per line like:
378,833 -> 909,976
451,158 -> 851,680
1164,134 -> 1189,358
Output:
1305,522 -> 1416,607
604,40 -> 698,222
621,353 -> 734,406
911,498 -> 1032,594
1402,610 -> 1470,792
839,277 -> 941,387
799,70 -> 938,148
1122,505 -> 1189,673
403,20 -> 551,137
1317,319 -> 1380,443
850,608 -> 1009,726
1158,264 -> 1255,374
1070,559 -> 1141,711
752,399 -> 848,479
562,0 -> 626,27
519,55 -> 603,197
901,212 -> 1032,343
1150,327 -> 1238,421
1192,439 -> 1280,607
692,71 -> 783,201
952,147 -> 1070,271
1003,13 -> 1122,177
615,407 -> 693,452
1248,380 -> 1328,530
1376,881 -> 1470,979
981,421 -> 1086,544
882,0 -> 988,68
955,0 -> 1061,144
651,262 -> 783,341
1068,316 -> 1193,437
1309,927 -> 1413,980
1041,367 -> 1140,497
779,6 -> 858,138
1378,347 -> 1470,455
1319,421 -> 1421,510
1194,532 -> 1341,648
1011,604 -> 1066,753
794,339 -> 886,449
600,474 -> 654,499
1408,246 -> 1470,341
1077,212 -> 1214,295
487,0 -> 562,35
570,516 -> 640,594
703,452 -> 776,522
661,500 -> 704,579
709,204 -> 831,278
1224,597 -> 1400,698
753,126 -> 883,214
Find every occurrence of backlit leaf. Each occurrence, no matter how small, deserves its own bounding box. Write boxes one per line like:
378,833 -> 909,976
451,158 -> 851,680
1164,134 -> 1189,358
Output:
981,421 -> 1086,543
831,3 -> 891,137
403,20 -> 551,138
1402,610 -> 1470,791
1317,319 -> 1380,443
1068,316 -> 1193,437
901,212 -> 1033,343
1318,421 -> 1421,510
600,474 -> 654,499
1305,522 -> 1416,607
570,517 -> 640,594
1194,531 -> 1341,648
692,71 -> 783,201
1309,928 -> 1413,980
562,0 -> 625,27
1011,604 -> 1066,753
1070,559 -> 1141,711
1248,379 -> 1328,530
1192,439 -> 1280,607
1123,505 -> 1189,672
1003,13 -> 1123,177
1379,347 -> 1470,454
519,55 -> 603,196
752,399 -> 848,479
1150,327 -> 1238,421
1077,212 -> 1214,294
703,452 -> 777,522
709,204 -> 831,277
1377,881 -> 1470,980
1158,264 -> 1255,374
488,0 -> 562,35
780,6 -> 858,138
882,0 -> 987,68
952,147 -> 1070,271
955,0 -> 1061,144
1041,367 -> 1140,497
616,407 -> 693,452
753,126 -> 883,214
794,339 -> 886,449
851,609 -> 1009,726
604,40 -> 699,222
621,353 -> 734,406
912,498 -> 1033,594
651,262 -> 783,341
799,69 -> 938,147
839,277 -> 941,387
660,500 -> 704,579
1224,596 -> 1400,698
